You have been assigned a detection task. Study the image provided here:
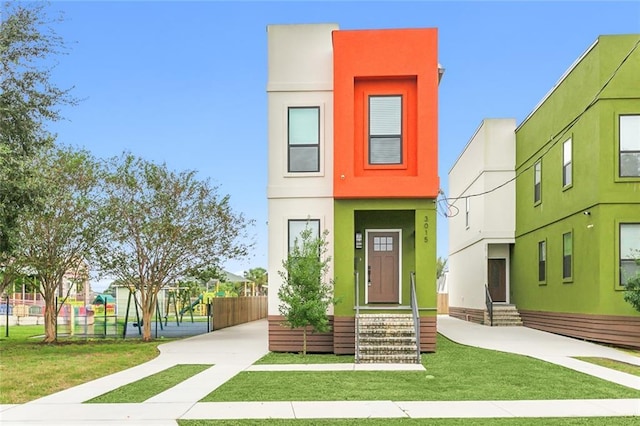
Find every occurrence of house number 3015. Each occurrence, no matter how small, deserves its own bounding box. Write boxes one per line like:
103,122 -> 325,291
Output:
423,215 -> 429,243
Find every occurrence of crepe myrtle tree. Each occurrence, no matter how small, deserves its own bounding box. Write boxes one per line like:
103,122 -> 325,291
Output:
0,2 -> 78,268
14,146 -> 102,343
278,225 -> 337,355
94,153 -> 254,341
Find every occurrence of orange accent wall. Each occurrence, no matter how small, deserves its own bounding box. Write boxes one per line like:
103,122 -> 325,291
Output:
333,28 -> 439,199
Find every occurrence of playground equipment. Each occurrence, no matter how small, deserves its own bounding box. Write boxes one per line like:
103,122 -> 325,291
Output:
120,286 -> 210,338
122,287 -> 165,338
164,287 -> 205,325
179,294 -> 203,321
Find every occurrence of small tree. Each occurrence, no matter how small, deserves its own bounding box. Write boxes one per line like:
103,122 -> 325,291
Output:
278,226 -> 335,355
244,266 -> 267,295
436,256 -> 448,279
623,252 -> 640,313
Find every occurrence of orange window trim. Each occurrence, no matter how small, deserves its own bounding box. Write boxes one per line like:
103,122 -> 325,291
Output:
354,77 -> 417,177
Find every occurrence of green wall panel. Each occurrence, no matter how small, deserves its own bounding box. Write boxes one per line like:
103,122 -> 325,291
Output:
513,35 -> 640,318
333,199 -> 436,316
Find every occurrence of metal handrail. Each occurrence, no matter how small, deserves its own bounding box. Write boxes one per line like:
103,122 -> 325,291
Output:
354,270 -> 360,363
485,284 -> 493,326
410,271 -> 421,364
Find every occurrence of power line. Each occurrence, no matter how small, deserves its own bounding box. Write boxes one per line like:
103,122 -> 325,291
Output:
442,36 -> 640,217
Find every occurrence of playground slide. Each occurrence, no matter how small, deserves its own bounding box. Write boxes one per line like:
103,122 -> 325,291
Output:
179,294 -> 203,315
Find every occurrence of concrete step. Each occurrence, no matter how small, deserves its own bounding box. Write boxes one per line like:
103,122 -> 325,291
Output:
358,353 -> 421,364
358,328 -> 415,336
359,336 -> 416,344
485,305 -> 523,327
356,313 -> 420,364
359,346 -> 417,355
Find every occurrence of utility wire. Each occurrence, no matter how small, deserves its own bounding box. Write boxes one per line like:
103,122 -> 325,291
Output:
442,36 -> 640,217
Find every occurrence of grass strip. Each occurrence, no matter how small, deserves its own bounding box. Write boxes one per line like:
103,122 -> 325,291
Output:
202,335 -> 640,402
178,417 -> 640,426
87,364 -> 211,403
254,352 -> 354,364
574,357 -> 640,376
0,325 -> 161,404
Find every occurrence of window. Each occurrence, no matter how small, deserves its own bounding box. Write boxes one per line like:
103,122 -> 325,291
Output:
465,197 -> 470,229
562,232 -> 573,280
369,95 -> 402,165
373,236 -> 393,252
534,160 -> 541,204
620,223 -> 640,286
288,107 -> 320,172
563,138 -> 572,187
288,219 -> 320,253
620,115 -> 640,177
538,240 -> 546,282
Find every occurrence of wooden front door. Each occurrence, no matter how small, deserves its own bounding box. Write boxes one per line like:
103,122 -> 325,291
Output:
367,231 -> 400,303
488,258 -> 506,302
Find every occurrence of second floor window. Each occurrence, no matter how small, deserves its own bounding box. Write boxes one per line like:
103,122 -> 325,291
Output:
534,160 -> 542,204
369,95 -> 402,165
288,107 -> 320,173
620,115 -> 640,177
563,138 -> 572,187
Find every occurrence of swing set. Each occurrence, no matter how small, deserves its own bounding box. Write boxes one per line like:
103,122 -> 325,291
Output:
122,286 -> 206,338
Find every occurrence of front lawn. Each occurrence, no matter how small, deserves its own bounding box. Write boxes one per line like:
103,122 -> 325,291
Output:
201,335 -> 640,402
0,324 -> 162,403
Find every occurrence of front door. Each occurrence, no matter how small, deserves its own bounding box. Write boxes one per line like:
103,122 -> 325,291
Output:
367,231 -> 400,303
488,258 -> 506,302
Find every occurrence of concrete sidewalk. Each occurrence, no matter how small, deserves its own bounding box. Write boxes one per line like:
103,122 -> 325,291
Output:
1,316 -> 639,424
437,315 -> 640,390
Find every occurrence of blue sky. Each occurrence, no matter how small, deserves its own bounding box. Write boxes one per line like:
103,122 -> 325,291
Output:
39,1 -> 639,288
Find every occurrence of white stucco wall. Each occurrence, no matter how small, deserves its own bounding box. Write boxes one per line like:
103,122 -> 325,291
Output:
447,119 -> 516,310
267,198 -> 334,315
267,24 -> 338,316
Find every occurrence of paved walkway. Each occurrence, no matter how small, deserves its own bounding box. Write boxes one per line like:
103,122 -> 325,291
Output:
1,316 -> 639,424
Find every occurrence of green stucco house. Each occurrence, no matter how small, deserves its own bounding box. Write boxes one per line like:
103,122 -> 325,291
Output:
512,34 -> 640,348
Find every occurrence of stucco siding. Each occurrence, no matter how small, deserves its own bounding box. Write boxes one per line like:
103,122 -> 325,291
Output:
267,197 -> 334,316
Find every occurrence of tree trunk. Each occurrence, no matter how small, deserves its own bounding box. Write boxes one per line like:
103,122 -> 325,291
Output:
141,304 -> 152,342
43,291 -> 57,343
303,327 -> 307,356
141,291 -> 157,342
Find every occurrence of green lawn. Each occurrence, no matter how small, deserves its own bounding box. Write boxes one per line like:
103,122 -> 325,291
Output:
575,357 -> 640,376
254,352 -> 354,364
201,335 -> 640,402
178,418 -> 640,426
0,324 -> 162,404
87,364 -> 212,403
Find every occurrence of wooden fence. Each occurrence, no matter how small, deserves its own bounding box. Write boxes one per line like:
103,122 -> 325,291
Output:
211,296 -> 268,330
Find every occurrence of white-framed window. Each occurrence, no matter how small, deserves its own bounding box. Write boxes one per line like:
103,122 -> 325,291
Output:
538,240 -> 546,282
563,138 -> 572,187
465,197 -> 470,229
620,115 -> 640,177
562,231 -> 573,281
288,107 -> 320,173
287,219 -> 320,253
620,223 -> 640,286
369,95 -> 402,165
534,160 -> 542,204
